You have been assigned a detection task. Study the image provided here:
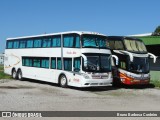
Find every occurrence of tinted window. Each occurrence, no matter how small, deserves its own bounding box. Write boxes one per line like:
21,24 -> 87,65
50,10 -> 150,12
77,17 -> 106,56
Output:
108,41 -> 115,49
82,35 -> 107,48
26,40 -> 33,48
41,58 -> 49,68
22,57 -> 33,67
124,39 -> 147,52
19,40 -> 26,48
64,35 -> 74,47
51,58 -> 56,69
42,38 -> 51,48
52,36 -> 61,47
22,57 -> 49,68
64,58 -> 72,71
7,41 -> 13,49
33,58 -> 41,67
63,34 -> 80,48
75,36 -> 80,48
13,41 -> 19,48
57,58 -> 62,70
34,39 -> 42,48
74,57 -> 81,72
108,40 -> 124,50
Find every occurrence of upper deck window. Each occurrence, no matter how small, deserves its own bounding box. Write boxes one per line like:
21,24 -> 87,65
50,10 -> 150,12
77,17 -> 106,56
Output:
108,40 -> 124,50
13,41 -> 19,48
82,35 -> 108,49
42,38 -> 51,48
124,39 -> 147,52
34,38 -> 42,48
19,40 -> 26,48
63,34 -> 80,48
52,36 -> 61,47
7,41 -> 13,49
26,40 -> 33,48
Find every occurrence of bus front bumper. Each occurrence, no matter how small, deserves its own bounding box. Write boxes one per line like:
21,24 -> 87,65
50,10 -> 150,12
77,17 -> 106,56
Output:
121,78 -> 150,85
119,72 -> 150,85
81,79 -> 113,87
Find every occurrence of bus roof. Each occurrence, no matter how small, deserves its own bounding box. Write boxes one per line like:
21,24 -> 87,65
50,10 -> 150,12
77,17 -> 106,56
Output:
107,36 -> 143,42
7,31 -> 106,40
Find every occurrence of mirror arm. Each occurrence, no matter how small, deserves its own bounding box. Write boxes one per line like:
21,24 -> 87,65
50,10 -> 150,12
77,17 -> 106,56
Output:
148,53 -> 157,63
112,55 -> 119,65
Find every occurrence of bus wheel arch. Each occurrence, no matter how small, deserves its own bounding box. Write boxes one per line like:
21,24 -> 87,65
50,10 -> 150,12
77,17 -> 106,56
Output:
58,73 -> 68,88
12,68 -> 17,79
17,68 -> 23,80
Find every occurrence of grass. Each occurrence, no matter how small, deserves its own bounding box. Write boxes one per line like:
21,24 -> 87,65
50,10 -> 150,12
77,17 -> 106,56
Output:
0,65 -> 12,79
150,80 -> 160,88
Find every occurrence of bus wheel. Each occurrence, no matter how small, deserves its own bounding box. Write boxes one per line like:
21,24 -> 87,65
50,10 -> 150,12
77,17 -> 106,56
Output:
12,69 -> 17,79
59,75 -> 68,88
17,70 -> 23,80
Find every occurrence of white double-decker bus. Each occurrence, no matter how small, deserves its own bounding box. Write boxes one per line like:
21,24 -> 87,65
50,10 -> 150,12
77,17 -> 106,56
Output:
4,31 -> 114,87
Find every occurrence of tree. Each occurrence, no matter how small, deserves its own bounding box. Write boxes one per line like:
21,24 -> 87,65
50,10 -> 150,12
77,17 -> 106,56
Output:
152,25 -> 160,36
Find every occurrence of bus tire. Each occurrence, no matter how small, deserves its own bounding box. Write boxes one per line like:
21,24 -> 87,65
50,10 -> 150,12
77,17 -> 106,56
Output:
12,69 -> 17,79
59,74 -> 68,88
17,69 -> 23,80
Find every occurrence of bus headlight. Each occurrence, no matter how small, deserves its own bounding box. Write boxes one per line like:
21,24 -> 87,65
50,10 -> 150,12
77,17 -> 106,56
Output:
82,74 -> 90,79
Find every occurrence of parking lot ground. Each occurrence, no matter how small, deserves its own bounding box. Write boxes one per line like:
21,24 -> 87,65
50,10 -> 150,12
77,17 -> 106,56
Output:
0,79 -> 160,120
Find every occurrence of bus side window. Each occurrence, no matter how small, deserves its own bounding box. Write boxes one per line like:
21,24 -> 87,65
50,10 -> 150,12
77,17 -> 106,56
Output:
7,41 -> 13,49
33,58 -> 41,67
63,35 -> 74,47
74,57 -> 81,72
64,58 -> 72,71
19,40 -> 26,48
22,57 -> 33,67
13,41 -> 19,48
41,58 -> 49,68
26,40 -> 33,48
75,35 -> 80,48
52,36 -> 61,47
120,61 -> 126,69
57,58 -> 62,70
51,58 -> 56,69
63,34 -> 80,48
34,38 -> 42,48
42,38 -> 51,48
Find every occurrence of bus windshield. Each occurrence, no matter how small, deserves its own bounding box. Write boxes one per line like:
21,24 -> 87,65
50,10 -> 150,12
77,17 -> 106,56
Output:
83,54 -> 111,72
82,35 -> 108,49
129,57 -> 149,73
124,39 -> 147,52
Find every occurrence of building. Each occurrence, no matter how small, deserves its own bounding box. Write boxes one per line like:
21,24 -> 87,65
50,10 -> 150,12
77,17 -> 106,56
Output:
130,34 -> 160,80
0,53 -> 4,65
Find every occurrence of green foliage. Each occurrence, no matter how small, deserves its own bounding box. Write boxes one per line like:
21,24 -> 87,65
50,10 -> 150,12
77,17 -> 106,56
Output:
154,26 -> 160,33
151,80 -> 160,88
152,25 -> 160,36
0,65 -> 12,79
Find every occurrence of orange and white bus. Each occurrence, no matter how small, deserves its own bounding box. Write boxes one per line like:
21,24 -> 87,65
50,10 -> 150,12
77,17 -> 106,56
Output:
108,36 -> 156,85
